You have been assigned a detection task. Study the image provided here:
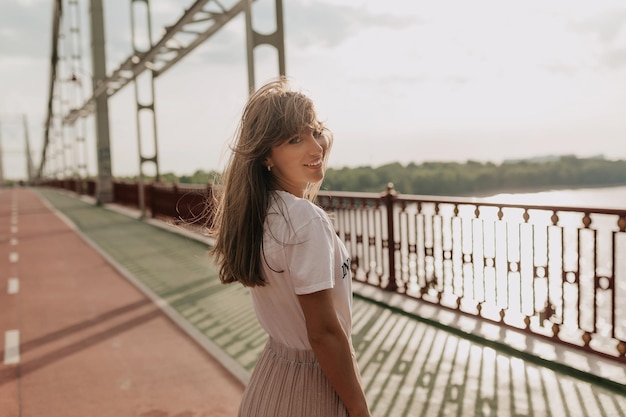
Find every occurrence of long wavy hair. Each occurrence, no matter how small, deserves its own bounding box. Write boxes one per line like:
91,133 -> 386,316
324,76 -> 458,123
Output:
210,78 -> 333,287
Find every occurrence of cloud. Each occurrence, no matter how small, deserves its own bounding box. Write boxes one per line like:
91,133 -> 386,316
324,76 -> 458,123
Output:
284,1 -> 420,49
442,75 -> 471,86
183,1 -> 422,67
182,22 -> 248,67
0,0 -> 51,59
542,63 -> 579,76
604,48 -> 626,69
572,7 -> 626,69
573,8 -> 626,43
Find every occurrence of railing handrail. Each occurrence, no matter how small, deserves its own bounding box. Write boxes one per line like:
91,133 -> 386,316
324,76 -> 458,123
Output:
39,178 -> 626,364
397,194 -> 626,216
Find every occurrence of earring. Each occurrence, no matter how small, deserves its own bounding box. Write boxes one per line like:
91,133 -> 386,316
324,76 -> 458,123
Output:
267,165 -> 272,172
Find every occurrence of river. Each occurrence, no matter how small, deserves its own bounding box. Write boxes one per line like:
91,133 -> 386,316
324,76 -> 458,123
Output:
472,185 -> 625,346
478,184 -> 626,210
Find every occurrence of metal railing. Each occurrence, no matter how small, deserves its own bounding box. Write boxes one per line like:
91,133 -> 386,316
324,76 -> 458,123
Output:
40,179 -> 626,363
318,184 -> 626,364
41,178 -> 211,226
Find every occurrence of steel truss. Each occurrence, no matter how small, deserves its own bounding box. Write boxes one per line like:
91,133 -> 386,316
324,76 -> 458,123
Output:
41,0 -> 286,184
65,0 -> 250,125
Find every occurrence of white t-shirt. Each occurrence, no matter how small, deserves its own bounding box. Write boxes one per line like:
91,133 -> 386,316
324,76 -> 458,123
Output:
249,190 -> 353,350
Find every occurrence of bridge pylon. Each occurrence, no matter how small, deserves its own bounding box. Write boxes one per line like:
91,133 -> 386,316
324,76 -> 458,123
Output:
42,0 -> 287,208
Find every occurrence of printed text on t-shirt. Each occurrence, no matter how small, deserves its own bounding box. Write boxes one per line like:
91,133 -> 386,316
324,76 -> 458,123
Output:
341,258 -> 351,279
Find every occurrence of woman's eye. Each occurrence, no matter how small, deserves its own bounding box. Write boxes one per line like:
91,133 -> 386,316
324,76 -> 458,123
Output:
288,136 -> 302,144
313,129 -> 323,139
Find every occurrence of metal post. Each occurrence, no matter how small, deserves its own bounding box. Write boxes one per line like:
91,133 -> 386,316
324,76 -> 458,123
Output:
244,0 -> 255,94
58,21 -> 75,183
130,0 -> 161,219
0,122 -> 4,186
383,183 -> 398,291
52,74 -> 66,179
66,0 -> 90,184
244,0 -> 286,93
90,0 -> 113,204
23,115 -> 34,184
275,0 -> 286,76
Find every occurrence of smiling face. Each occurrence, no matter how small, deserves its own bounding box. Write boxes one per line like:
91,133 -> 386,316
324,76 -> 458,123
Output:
266,127 -> 330,198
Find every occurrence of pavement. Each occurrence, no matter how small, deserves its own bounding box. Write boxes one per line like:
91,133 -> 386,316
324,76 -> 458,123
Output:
1,186 -> 625,417
0,187 -> 243,417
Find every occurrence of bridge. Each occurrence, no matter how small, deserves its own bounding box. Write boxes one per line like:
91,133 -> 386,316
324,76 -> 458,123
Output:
2,181 -> 625,416
1,1 -> 626,416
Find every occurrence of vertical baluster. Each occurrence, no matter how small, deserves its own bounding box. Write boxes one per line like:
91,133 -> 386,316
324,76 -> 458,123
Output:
503,210 -> 513,322
383,184 -> 397,291
375,199 -> 385,287
547,211 -> 561,338
442,204 -> 454,304
473,206 -> 484,313
352,198 -> 362,281
434,204 -> 444,302
424,203 -> 436,294
460,206 -> 474,307
352,200 -> 362,280
451,204 -> 462,307
364,201 -> 373,283
561,221 -> 578,336
517,209 -> 524,320
578,212 -> 592,347
415,202 -> 423,293
593,226 -> 599,338
345,197 -> 354,278
612,231 -> 617,341
613,215 -> 626,359
399,201 -> 409,292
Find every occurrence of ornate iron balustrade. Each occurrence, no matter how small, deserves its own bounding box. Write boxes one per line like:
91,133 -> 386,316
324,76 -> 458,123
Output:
317,184 -> 626,364
40,179 -> 626,363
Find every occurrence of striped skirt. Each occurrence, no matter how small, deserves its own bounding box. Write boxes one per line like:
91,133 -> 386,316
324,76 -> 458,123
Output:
238,338 -> 349,417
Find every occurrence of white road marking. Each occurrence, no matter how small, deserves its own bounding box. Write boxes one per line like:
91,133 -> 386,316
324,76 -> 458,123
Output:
3,330 -> 20,365
9,252 -> 18,263
7,277 -> 19,294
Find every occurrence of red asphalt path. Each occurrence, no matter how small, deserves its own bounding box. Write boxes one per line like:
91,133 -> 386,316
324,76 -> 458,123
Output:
0,187 -> 243,417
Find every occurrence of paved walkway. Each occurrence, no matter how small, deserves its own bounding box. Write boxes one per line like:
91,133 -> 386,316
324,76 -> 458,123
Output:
0,187 -> 243,417
2,187 -> 626,417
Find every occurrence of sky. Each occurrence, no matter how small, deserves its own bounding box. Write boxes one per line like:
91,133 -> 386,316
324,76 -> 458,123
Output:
1,0 -> 626,180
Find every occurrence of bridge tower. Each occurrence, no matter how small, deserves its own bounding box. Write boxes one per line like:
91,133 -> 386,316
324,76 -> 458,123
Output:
42,0 -> 286,211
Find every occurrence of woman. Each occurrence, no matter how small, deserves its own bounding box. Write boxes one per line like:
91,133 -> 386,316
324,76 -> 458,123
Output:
210,78 -> 371,417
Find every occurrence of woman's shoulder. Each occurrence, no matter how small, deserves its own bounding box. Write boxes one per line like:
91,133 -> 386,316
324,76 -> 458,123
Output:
266,191 -> 334,247
270,191 -> 328,225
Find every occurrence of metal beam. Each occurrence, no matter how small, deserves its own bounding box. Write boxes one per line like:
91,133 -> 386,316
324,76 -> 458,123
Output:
41,0 -> 285,186
64,0 -> 246,125
130,0 -> 160,218
37,0 -> 63,179
23,115 -> 34,183
90,0 -> 113,204
245,0 -> 285,93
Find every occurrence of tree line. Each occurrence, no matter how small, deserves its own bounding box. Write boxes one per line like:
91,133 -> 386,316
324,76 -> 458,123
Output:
146,154 -> 626,196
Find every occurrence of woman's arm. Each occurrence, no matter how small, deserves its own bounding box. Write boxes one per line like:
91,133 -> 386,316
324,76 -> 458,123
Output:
298,289 -> 371,417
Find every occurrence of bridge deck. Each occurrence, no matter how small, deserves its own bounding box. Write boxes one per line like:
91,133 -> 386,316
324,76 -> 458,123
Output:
1,187 -> 625,417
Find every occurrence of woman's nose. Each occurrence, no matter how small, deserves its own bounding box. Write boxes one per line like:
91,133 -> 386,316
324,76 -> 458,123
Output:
317,132 -> 330,151
308,134 -> 324,153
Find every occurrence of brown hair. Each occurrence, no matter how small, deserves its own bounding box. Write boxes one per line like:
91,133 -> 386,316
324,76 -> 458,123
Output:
210,78 -> 333,287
